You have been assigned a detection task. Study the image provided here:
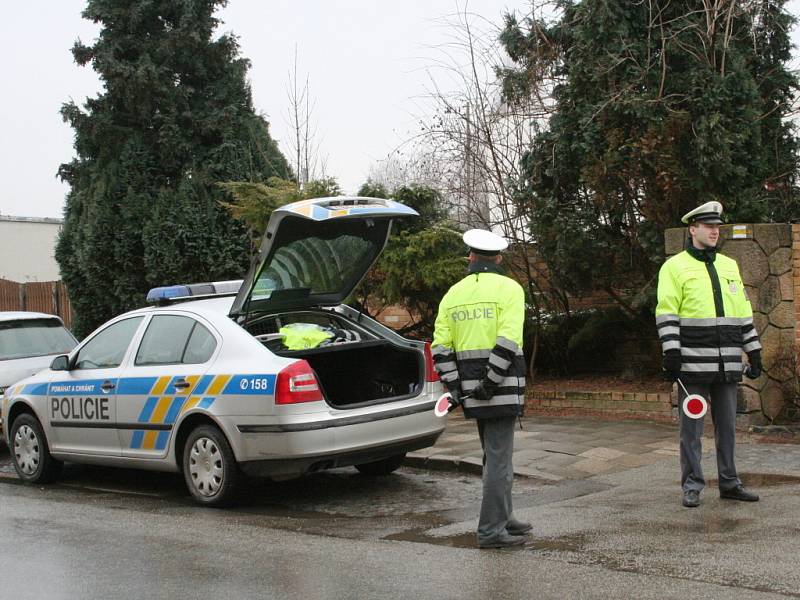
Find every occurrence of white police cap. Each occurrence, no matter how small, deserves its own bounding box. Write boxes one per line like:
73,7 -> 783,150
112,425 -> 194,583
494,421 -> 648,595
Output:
463,229 -> 508,255
681,201 -> 724,224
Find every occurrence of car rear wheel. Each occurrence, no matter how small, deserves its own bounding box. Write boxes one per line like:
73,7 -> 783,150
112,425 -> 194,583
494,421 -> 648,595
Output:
10,413 -> 62,484
355,452 -> 406,476
182,425 -> 242,507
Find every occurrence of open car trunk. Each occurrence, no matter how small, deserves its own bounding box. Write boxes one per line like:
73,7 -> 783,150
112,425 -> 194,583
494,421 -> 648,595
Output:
230,196 -> 425,408
244,311 -> 423,408
278,341 -> 422,408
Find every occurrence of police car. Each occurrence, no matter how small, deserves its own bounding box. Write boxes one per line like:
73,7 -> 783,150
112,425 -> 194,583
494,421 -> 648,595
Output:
1,197 -> 445,506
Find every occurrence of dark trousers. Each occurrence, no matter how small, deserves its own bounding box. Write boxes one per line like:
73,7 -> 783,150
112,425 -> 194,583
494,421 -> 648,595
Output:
679,381 -> 742,493
476,416 -> 516,543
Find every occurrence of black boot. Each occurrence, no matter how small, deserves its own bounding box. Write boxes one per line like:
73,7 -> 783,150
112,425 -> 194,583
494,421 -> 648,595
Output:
478,534 -> 526,549
682,490 -> 700,508
720,485 -> 759,502
507,519 -> 533,536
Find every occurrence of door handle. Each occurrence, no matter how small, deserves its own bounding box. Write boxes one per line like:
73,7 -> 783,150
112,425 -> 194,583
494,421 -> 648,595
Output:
173,379 -> 191,390
100,381 -> 116,392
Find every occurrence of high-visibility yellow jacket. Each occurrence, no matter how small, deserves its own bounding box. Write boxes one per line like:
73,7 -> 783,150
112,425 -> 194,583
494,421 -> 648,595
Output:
656,244 -> 761,383
279,324 -> 333,349
432,264 -> 525,419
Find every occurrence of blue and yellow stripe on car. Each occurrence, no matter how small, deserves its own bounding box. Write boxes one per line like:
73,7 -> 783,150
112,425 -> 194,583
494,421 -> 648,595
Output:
10,373 -> 275,451
130,374 -> 220,451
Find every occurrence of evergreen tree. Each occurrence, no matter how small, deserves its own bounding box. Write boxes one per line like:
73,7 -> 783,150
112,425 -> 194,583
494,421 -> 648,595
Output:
219,176 -> 340,255
57,0 -> 290,337
499,1 -> 799,309
356,181 -> 389,200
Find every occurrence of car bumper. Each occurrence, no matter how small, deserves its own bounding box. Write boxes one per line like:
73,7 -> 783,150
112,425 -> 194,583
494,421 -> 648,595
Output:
237,431 -> 442,477
223,399 -> 445,477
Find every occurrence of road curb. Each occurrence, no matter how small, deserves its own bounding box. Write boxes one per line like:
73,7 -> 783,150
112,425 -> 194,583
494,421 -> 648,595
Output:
404,453 -> 484,477
404,452 -> 561,483
749,424 -> 800,435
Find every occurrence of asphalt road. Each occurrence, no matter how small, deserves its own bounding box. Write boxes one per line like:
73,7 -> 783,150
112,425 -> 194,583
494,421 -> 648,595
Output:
1,443 -> 799,599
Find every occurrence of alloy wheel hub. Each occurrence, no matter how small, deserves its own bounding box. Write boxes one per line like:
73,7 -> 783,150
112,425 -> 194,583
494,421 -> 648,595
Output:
14,425 -> 40,475
189,437 -> 223,497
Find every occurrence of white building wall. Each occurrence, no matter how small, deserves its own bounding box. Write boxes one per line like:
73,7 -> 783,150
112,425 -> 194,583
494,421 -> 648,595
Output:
0,216 -> 63,282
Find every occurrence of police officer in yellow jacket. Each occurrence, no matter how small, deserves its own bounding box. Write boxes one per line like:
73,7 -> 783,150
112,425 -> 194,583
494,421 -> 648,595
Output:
656,201 -> 761,508
432,229 -> 530,548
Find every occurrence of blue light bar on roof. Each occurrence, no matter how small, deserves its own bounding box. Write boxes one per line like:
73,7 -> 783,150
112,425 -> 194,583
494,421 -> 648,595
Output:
146,285 -> 191,303
146,280 -> 242,304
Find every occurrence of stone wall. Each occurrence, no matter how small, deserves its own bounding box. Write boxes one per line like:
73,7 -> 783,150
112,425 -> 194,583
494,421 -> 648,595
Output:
664,223 -> 796,424
794,224 -> 800,350
525,389 -> 673,422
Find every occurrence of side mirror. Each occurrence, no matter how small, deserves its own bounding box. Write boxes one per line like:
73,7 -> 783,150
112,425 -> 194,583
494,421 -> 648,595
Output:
50,355 -> 70,371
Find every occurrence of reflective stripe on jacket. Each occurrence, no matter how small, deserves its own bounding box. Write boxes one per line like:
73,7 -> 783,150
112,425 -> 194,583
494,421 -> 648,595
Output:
431,267 -> 525,419
656,247 -> 761,383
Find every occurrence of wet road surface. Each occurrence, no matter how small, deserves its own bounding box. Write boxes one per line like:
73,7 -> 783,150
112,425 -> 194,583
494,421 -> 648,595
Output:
1,442 -> 800,598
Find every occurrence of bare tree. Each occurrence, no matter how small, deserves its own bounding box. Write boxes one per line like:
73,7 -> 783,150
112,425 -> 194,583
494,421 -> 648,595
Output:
387,1 -> 570,378
406,3 -> 562,227
285,46 -> 328,190
365,151 -> 441,192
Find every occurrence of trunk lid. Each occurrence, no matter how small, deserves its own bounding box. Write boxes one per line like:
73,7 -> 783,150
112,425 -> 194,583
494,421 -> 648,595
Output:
229,196 -> 417,320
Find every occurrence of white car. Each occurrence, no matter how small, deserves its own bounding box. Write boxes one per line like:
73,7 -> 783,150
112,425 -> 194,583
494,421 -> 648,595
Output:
2,197 -> 445,506
0,312 -> 77,400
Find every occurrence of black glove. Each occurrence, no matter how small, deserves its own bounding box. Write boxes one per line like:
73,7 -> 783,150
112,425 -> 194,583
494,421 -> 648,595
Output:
445,383 -> 461,402
746,351 -> 762,379
471,380 -> 497,401
446,390 -> 462,413
447,387 -> 461,409
662,351 -> 681,382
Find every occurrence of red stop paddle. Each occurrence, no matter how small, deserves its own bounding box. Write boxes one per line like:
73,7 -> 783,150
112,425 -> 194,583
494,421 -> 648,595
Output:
678,378 -> 707,419
433,392 -> 453,417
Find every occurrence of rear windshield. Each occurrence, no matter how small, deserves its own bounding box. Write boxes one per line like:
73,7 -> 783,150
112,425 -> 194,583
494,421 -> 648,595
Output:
251,217 -> 385,301
0,319 -> 77,361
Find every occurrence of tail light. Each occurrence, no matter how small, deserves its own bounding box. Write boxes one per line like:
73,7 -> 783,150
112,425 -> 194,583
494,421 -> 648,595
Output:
424,341 -> 440,382
275,360 -> 324,404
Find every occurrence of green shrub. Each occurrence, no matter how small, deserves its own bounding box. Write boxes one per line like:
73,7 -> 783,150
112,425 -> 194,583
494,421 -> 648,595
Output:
532,307 -> 658,376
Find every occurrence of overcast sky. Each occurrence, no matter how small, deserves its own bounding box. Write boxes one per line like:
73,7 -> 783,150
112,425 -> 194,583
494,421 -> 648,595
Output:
2,0 -> 799,219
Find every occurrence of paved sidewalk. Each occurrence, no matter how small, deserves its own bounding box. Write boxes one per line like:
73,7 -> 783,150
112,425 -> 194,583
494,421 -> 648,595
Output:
407,413 -> 733,482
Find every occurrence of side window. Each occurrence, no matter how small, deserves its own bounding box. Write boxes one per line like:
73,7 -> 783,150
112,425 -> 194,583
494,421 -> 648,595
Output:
74,317 -> 143,370
182,322 -> 217,364
135,315 -> 195,366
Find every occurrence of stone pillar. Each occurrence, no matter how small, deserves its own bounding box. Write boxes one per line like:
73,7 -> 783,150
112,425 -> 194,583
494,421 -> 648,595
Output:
664,223 -> 796,425
794,225 -> 800,346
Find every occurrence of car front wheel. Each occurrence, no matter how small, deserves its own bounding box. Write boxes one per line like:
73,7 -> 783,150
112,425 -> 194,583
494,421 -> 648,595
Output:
355,452 -> 406,476
182,425 -> 242,507
10,413 -> 62,484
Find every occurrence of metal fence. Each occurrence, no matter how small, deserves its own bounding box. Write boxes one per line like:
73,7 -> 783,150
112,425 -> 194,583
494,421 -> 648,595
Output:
0,278 -> 73,330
